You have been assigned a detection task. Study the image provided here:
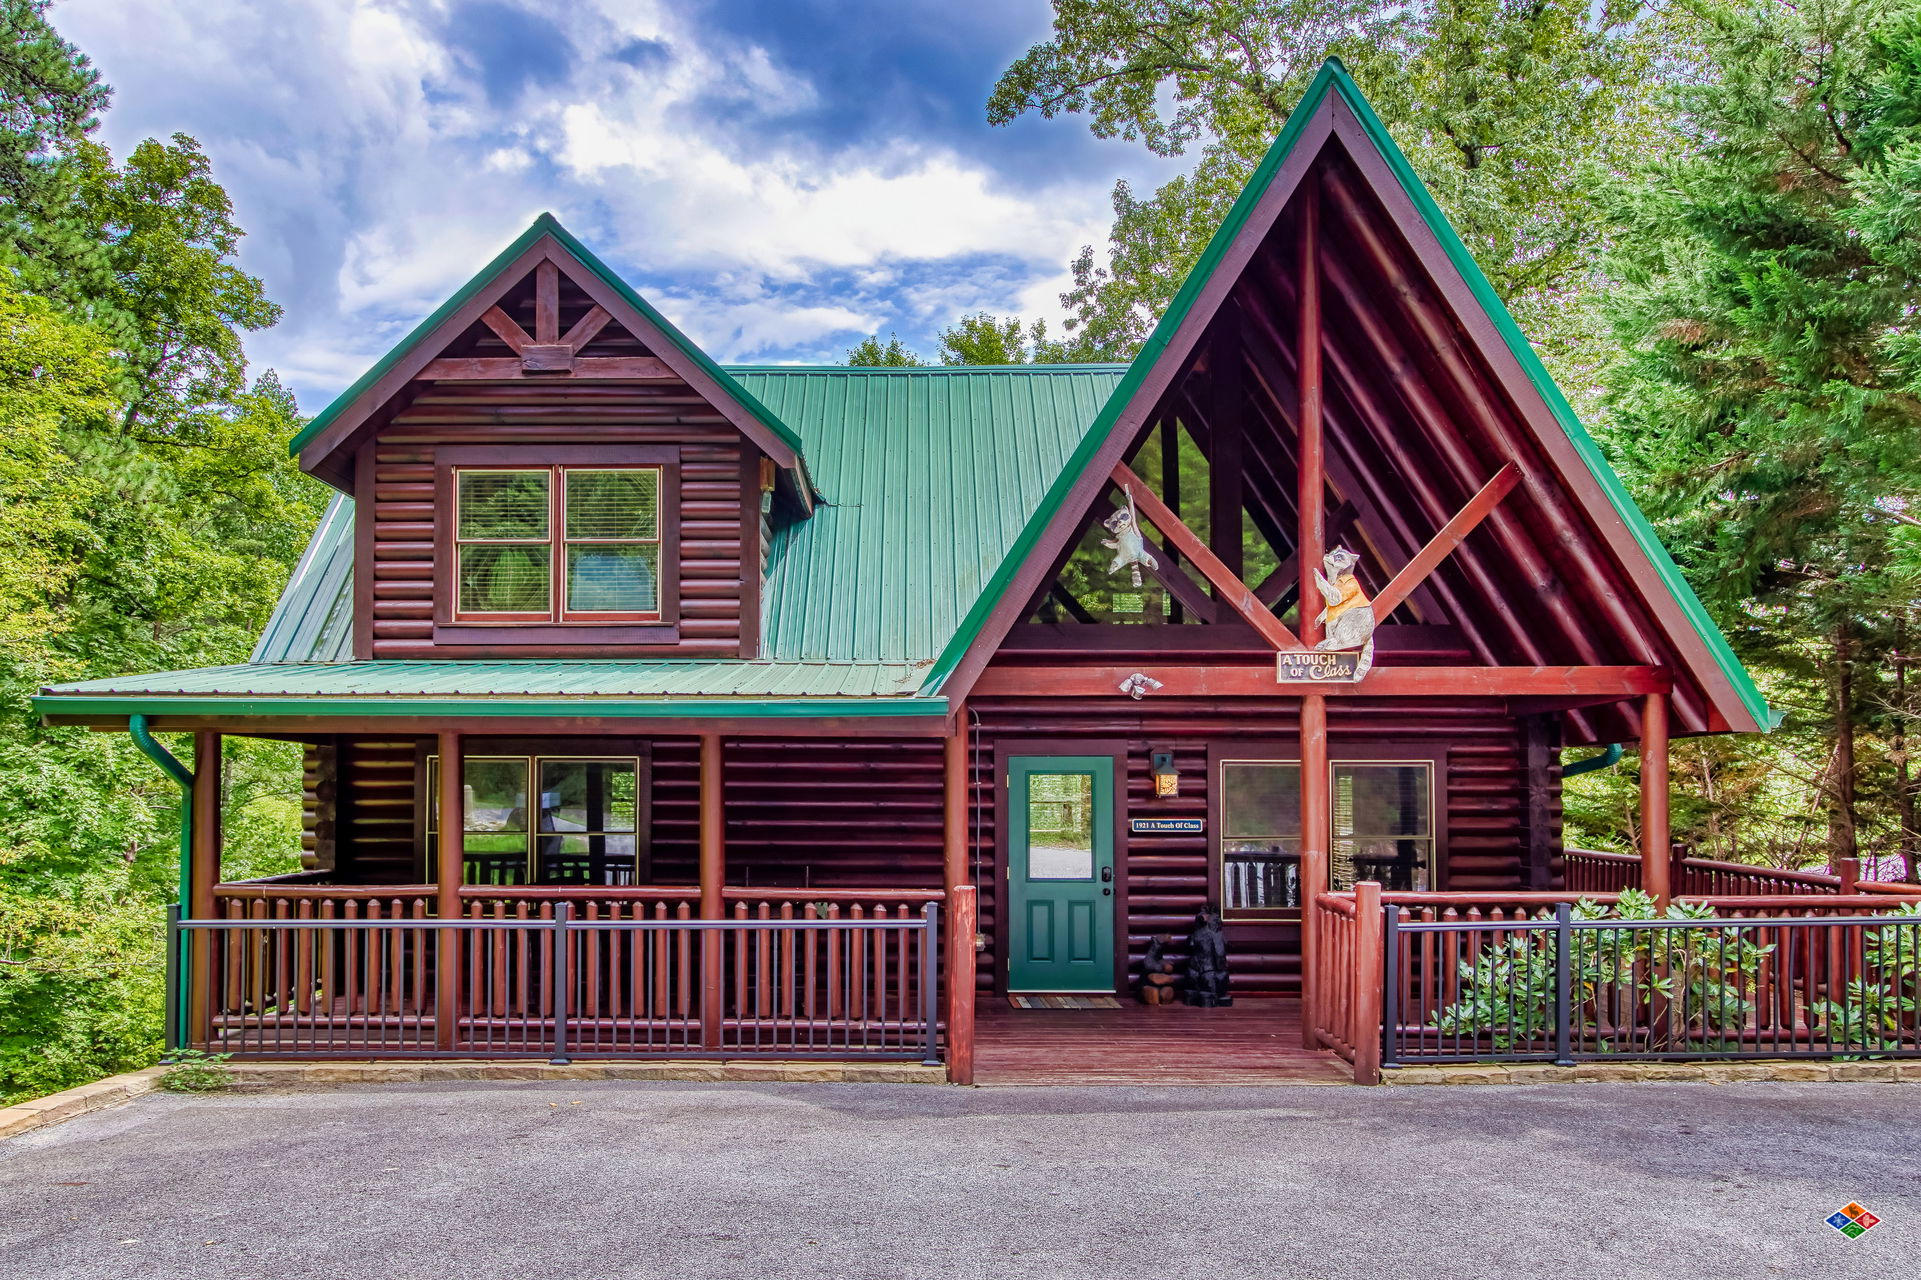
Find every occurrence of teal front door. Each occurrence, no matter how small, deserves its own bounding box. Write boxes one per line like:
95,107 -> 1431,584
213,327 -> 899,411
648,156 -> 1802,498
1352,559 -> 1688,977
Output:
1007,756 -> 1115,993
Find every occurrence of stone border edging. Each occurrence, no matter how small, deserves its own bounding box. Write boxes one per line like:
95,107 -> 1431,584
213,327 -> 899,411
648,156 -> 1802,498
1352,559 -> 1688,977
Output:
0,1067 -> 166,1140
1382,1059 -> 1921,1086
224,1060 -> 948,1087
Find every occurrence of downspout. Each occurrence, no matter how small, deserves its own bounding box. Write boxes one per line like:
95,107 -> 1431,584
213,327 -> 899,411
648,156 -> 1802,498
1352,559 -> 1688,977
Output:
129,714 -> 193,1052
1562,743 -> 1623,779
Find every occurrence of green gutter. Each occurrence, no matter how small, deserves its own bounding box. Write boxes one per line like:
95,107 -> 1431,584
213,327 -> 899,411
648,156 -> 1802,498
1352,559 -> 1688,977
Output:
1562,744 -> 1624,778
128,714 -> 193,1052
922,59 -> 1771,735
40,695 -> 950,720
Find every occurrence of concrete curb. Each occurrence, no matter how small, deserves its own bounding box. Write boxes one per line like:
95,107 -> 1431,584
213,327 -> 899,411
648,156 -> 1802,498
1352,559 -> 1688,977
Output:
0,1067 -> 167,1140
1381,1059 -> 1921,1086
224,1060 -> 950,1088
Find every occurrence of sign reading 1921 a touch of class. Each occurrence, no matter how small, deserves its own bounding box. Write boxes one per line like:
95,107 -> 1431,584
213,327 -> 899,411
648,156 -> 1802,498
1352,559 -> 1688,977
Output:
1276,649 -> 1363,682
1131,817 -> 1204,835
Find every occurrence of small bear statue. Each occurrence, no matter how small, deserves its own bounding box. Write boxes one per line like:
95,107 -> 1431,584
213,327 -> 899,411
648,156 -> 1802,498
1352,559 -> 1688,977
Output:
1138,933 -> 1179,1005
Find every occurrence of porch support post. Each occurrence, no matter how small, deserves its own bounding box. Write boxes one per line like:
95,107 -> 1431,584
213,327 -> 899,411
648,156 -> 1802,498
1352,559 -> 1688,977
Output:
1297,174 -> 1331,1048
1640,693 -> 1671,906
435,730 -> 463,1050
189,731 -> 220,1048
943,715 -> 975,1084
1299,692 -> 1329,1047
699,733 -> 725,1050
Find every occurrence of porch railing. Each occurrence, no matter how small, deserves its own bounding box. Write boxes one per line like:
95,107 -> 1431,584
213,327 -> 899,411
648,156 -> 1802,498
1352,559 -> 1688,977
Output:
1381,908 -> 1921,1065
172,904 -> 942,1063
1559,846 -> 1908,898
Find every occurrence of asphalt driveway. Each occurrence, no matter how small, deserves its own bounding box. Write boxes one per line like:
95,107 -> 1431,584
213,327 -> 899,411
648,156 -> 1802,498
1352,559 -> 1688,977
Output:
1,1081 -> 1914,1279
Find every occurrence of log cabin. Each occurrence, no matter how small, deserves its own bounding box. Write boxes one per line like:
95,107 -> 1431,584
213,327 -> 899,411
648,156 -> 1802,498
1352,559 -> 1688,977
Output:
40,61 -> 1838,1085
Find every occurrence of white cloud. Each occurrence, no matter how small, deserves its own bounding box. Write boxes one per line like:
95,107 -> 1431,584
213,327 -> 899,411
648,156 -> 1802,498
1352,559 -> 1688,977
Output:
58,0 -> 1135,403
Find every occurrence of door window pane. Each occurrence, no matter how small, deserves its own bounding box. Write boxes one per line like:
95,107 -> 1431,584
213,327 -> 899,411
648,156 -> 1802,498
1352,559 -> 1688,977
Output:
1026,772 -> 1095,880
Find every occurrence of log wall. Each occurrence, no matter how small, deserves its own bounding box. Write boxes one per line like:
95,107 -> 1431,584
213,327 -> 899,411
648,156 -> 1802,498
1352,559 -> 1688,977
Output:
357,387 -> 755,660
966,697 -> 1541,997
308,704 -> 1543,998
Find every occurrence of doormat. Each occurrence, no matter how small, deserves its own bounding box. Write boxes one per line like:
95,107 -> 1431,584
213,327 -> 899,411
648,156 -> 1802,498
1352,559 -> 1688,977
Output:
1007,995 -> 1122,1010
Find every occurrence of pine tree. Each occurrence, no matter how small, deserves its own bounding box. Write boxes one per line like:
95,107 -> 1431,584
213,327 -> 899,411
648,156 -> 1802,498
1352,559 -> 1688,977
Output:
1603,0 -> 1921,864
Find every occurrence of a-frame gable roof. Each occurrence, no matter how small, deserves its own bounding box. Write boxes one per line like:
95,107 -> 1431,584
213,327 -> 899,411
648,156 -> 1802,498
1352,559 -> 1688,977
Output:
289,213 -> 811,501
929,59 -> 1770,739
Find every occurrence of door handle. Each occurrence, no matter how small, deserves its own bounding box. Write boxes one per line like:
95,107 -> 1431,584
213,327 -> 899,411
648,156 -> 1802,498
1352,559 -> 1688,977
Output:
1100,866 -> 1114,883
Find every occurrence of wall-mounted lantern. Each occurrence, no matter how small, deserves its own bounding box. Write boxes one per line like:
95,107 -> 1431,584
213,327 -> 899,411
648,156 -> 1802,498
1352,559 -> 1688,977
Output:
1151,748 -> 1180,799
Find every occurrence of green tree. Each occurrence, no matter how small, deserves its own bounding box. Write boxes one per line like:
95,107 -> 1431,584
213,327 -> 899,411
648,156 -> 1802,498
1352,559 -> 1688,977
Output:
844,332 -> 925,365
990,0 -> 1670,386
0,0 -> 106,255
1601,0 -> 1921,867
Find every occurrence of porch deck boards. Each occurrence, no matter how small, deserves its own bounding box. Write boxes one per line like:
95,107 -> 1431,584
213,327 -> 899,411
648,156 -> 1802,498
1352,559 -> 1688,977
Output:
972,997 -> 1350,1086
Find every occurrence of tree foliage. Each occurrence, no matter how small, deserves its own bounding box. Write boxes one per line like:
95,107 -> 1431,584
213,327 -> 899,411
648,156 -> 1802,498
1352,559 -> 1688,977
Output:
990,0 -> 1669,390
0,7 -> 319,1104
1598,0 -> 1921,869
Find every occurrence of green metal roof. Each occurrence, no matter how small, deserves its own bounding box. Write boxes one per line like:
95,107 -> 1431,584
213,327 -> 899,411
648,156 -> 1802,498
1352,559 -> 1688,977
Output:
919,59 -> 1770,734
39,364 -> 1124,718
734,365 -> 1125,664
250,492 -> 353,664
37,661 -> 943,720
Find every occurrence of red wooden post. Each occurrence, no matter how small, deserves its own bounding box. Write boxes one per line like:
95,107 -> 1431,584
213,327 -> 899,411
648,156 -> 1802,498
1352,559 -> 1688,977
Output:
435,730 -> 462,1050
1351,881 -> 1384,1085
943,720 -> 975,1083
1296,181 -> 1331,1049
1640,693 -> 1671,907
1300,693 -> 1330,1047
947,886 -> 977,1085
1837,856 -> 1861,895
189,731 -> 221,1049
699,733 -> 725,1050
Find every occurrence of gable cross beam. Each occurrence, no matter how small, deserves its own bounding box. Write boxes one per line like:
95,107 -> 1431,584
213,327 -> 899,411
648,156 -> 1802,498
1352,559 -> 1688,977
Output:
1110,460 -> 1305,652
433,256 -> 660,381
1368,463 -> 1521,624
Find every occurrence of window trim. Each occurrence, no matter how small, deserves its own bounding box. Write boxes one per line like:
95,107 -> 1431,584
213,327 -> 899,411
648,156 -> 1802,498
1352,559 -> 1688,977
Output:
432,444 -> 681,643
1206,743 -> 1445,921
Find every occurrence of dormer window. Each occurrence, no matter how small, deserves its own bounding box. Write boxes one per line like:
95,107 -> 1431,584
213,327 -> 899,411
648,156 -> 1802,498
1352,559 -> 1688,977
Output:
431,443 -> 682,646
455,466 -> 663,622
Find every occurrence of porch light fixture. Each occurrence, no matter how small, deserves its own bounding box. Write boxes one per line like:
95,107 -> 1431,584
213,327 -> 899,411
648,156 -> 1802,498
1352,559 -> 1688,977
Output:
1118,672 -> 1163,700
1151,749 -> 1180,798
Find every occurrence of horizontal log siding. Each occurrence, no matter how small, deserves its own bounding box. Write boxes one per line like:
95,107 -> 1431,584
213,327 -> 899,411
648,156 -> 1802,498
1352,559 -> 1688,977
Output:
646,738 -> 946,891
361,380 -> 751,659
969,697 -> 1539,997
338,738 -> 421,883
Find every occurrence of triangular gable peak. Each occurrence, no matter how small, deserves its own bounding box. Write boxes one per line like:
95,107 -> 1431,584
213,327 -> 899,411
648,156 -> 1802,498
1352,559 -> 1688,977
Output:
291,214 -> 810,506
934,60 -> 1768,743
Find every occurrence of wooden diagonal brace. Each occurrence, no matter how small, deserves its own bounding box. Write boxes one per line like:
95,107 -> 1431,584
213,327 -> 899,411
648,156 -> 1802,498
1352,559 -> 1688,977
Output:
1370,463 -> 1520,624
562,304 -> 612,353
480,306 -> 532,354
1111,461 -> 1304,651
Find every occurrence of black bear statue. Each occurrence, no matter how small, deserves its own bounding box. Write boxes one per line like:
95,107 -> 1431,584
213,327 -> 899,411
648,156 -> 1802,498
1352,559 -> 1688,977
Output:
1182,905 -> 1232,1007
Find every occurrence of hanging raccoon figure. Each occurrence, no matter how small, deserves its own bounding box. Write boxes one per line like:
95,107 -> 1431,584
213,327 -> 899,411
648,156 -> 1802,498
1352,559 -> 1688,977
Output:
1313,545 -> 1377,680
1102,486 -> 1159,588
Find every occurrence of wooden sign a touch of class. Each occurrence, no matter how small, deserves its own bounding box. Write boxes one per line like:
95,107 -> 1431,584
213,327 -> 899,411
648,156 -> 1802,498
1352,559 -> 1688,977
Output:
1276,650 -> 1363,683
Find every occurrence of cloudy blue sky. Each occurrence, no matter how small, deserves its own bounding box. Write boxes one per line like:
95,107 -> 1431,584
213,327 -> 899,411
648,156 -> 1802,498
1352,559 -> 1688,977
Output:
59,0 -> 1177,414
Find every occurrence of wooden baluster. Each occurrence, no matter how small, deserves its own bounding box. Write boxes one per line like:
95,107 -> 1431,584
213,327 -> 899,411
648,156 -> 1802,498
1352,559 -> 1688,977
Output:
826,904 -> 843,1024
